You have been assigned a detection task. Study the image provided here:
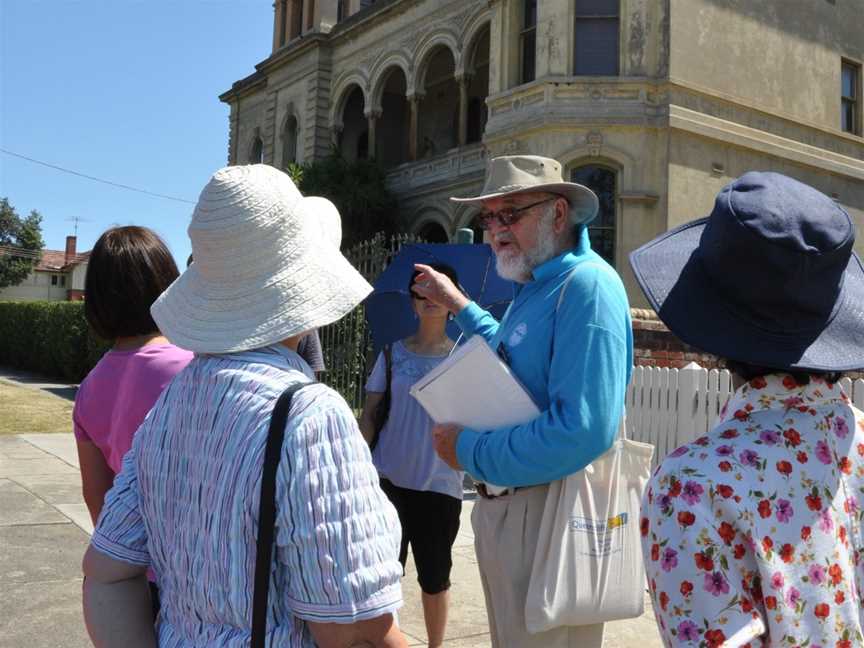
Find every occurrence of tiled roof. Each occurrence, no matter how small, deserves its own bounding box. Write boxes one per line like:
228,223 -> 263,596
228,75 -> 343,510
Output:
34,250 -> 90,272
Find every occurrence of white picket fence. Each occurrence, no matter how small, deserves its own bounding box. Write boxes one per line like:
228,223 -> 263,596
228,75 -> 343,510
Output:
626,362 -> 864,468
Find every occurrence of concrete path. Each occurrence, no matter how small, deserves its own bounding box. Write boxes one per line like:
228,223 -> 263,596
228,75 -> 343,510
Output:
0,368 -> 664,647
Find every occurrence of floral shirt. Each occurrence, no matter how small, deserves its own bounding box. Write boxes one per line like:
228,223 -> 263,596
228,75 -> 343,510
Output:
641,374 -> 864,648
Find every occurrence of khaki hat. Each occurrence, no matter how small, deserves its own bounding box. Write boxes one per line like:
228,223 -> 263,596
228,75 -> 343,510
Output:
450,155 -> 599,225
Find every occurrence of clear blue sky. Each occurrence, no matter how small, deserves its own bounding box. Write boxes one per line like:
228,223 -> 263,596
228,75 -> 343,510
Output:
1,0 -> 272,265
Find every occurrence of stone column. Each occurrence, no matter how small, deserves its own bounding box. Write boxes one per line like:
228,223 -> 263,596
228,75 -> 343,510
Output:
408,95 -> 420,161
366,109 -> 381,160
457,74 -> 471,147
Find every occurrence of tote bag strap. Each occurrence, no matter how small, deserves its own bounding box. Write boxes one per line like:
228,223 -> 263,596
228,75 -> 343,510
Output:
251,380 -> 316,648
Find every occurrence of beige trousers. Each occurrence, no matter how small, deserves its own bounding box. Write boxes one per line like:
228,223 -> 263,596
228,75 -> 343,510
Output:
472,484 -> 605,648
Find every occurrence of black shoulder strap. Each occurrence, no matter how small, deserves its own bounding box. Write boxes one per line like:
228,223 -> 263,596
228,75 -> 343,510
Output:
251,381 -> 315,648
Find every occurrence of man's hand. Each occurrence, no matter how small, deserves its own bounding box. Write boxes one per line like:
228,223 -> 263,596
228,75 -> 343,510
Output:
412,264 -> 470,315
432,424 -> 464,470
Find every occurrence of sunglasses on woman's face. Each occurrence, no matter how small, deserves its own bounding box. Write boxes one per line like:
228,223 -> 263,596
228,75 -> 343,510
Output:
411,291 -> 427,301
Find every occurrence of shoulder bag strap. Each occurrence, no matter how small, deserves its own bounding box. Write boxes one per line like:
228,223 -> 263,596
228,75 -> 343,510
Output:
251,380 -> 315,648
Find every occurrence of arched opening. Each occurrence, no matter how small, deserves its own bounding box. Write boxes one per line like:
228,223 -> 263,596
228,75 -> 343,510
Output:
466,25 -> 490,144
417,221 -> 449,243
250,134 -> 264,164
418,46 -> 458,157
375,68 -> 410,168
571,165 -> 617,266
281,115 -> 299,168
338,85 -> 368,162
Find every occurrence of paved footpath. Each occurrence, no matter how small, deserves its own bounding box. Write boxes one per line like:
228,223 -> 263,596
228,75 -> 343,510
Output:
0,370 -> 663,647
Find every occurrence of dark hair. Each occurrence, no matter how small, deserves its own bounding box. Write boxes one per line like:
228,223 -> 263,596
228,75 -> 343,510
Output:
723,359 -> 843,386
409,263 -> 459,295
84,226 -> 179,340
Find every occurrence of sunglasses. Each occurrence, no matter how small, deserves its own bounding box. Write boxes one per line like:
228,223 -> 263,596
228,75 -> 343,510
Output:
475,197 -> 557,230
411,292 -> 427,301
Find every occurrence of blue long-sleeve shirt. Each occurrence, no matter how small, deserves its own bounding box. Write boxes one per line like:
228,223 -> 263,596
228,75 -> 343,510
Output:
454,228 -> 633,487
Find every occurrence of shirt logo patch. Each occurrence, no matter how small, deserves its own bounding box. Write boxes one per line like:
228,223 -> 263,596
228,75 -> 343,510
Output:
509,322 -> 528,347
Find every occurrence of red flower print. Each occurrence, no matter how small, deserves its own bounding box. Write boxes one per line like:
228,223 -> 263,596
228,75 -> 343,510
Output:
780,543 -> 795,563
783,428 -> 802,446
829,564 -> 843,585
839,456 -> 852,475
716,484 -> 734,498
680,580 -> 693,597
797,451 -> 808,463
741,597 -> 753,613
764,595 -> 777,610
806,492 -> 823,511
677,511 -> 696,527
719,460 -> 732,472
801,526 -> 812,541
762,536 -> 773,553
704,629 -> 727,648
718,522 -> 736,545
750,376 -> 767,389
734,409 -> 750,421
668,478 -> 682,498
721,428 -> 739,439
835,590 -> 845,604
651,544 -> 660,561
776,460 -> 793,476
837,640 -> 852,648
640,517 -> 649,537
839,525 -> 847,544
814,603 -> 830,619
734,544 -> 746,559
695,551 -> 714,571
857,443 -> 864,457
659,591 -> 669,611
782,375 -> 798,390
758,499 -> 772,518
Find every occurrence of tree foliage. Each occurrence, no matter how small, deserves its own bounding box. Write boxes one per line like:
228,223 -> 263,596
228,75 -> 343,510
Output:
286,153 -> 401,249
0,198 -> 44,289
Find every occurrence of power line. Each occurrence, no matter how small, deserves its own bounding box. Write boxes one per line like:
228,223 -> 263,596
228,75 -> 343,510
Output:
0,148 -> 196,205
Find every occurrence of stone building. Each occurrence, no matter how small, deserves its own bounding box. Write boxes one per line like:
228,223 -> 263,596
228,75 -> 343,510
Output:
220,0 -> 864,306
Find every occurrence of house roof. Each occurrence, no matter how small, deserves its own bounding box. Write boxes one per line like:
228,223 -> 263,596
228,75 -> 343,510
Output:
34,249 -> 90,272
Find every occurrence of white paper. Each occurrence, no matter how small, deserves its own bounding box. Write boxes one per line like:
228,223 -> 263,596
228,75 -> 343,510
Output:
410,335 -> 540,431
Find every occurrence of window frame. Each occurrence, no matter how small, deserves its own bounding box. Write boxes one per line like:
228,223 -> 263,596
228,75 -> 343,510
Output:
841,59 -> 861,136
520,0 -> 537,84
569,163 -> 618,268
573,0 -> 620,77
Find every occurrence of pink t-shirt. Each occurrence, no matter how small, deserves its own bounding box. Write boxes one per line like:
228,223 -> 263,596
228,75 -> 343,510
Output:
73,344 -> 193,473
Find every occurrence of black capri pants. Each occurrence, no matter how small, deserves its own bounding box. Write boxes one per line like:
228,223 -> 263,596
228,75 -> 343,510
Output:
380,478 -> 462,595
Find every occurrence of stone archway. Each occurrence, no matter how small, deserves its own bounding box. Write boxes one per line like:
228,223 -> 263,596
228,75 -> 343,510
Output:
416,46 -> 458,157
338,85 -> 367,162
374,67 -> 410,168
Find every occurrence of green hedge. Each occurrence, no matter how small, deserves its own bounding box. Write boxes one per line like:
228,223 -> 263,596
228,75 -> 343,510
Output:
0,301 -> 110,382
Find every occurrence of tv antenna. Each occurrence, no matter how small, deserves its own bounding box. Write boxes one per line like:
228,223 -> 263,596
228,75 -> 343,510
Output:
65,215 -> 93,237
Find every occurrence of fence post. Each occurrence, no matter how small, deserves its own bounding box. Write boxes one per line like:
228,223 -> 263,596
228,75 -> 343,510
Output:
675,362 -> 703,451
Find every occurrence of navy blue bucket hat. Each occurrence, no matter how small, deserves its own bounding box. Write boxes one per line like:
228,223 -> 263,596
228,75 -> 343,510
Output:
629,171 -> 864,372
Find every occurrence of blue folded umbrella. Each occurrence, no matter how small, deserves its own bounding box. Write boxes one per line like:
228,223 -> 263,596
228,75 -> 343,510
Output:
364,243 -> 515,358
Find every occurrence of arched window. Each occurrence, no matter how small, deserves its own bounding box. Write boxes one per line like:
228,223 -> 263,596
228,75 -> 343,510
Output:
574,0 -> 619,76
282,115 -> 298,168
250,135 -> 264,164
521,0 -> 537,83
418,221 -> 449,243
571,165 -> 616,265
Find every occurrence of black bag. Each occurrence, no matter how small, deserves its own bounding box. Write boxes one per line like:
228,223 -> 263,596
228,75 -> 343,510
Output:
369,344 -> 392,451
251,381 -> 314,648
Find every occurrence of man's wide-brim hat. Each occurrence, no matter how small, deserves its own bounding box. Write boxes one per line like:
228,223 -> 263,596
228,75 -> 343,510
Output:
151,164 -> 372,354
629,171 -> 864,372
450,155 -> 599,225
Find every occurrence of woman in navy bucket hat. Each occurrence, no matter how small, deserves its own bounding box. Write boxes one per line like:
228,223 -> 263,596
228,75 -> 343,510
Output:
632,172 -> 864,647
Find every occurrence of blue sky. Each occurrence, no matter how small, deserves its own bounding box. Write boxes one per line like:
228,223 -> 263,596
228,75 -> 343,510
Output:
1,0 -> 272,265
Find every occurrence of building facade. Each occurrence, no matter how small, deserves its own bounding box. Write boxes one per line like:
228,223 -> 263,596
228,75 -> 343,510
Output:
0,236 -> 89,302
221,0 -> 864,305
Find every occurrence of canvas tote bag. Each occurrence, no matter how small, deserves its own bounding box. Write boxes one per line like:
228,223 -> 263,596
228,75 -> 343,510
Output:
524,414 -> 654,633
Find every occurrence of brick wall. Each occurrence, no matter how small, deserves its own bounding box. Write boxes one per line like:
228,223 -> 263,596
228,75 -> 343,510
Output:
631,309 -> 864,380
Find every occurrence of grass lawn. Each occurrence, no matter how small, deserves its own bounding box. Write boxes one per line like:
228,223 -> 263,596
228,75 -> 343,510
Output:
0,381 -> 74,435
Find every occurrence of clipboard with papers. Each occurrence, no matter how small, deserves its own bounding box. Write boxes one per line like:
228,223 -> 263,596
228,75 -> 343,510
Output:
410,336 -> 540,496
409,335 -> 540,433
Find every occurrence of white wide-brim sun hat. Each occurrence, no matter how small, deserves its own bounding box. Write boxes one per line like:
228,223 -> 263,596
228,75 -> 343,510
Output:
151,164 -> 372,354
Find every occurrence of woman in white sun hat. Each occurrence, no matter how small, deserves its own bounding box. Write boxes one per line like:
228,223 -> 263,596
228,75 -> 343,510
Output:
81,164 -> 408,648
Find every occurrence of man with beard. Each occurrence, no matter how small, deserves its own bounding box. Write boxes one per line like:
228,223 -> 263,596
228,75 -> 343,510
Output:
412,155 -> 632,647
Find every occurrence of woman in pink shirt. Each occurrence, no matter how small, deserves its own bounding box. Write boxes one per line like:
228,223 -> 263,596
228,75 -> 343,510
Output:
74,226 -> 192,525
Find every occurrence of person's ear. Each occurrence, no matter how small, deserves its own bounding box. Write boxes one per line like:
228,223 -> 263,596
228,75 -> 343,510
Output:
552,197 -> 570,235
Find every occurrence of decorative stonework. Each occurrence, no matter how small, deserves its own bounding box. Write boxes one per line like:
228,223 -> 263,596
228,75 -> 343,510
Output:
586,132 -> 604,157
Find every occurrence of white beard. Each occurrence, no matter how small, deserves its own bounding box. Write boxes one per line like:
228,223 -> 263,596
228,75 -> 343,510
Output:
495,210 -> 559,283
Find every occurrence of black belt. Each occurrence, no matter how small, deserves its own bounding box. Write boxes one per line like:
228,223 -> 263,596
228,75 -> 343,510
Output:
476,483 -> 522,500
